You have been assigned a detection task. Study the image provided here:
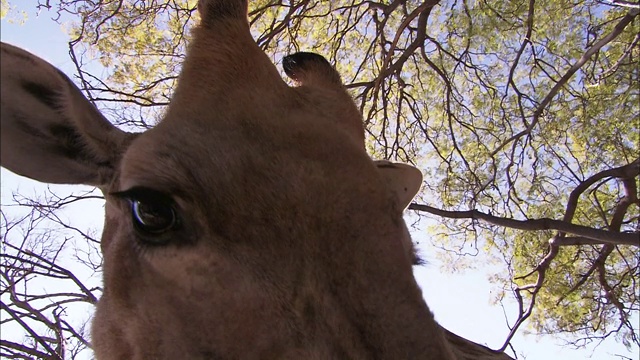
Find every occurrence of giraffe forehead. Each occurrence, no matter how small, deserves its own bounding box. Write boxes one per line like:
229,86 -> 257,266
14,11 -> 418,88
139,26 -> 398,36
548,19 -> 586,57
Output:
118,111 -> 375,199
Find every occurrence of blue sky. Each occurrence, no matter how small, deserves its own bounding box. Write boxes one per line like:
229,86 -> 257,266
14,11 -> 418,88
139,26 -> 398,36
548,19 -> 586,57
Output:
0,6 -> 636,360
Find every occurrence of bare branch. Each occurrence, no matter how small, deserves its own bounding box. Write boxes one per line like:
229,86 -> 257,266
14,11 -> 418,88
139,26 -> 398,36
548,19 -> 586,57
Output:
409,203 -> 639,246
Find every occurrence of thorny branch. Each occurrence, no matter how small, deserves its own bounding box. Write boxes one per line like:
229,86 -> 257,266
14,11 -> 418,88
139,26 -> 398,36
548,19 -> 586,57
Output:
413,157 -> 640,350
491,7 -> 640,157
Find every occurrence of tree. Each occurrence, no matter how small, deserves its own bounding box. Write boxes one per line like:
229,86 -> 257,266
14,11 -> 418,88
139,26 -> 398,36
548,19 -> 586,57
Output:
1,0 -> 638,358
1,189 -> 102,359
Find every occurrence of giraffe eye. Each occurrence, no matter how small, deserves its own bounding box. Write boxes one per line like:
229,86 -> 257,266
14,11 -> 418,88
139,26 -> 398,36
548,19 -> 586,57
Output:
131,198 -> 176,234
113,187 -> 179,243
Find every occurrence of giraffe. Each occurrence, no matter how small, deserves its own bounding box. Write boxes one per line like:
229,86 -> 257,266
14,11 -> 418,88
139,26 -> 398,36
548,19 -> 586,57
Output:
0,0 -> 513,358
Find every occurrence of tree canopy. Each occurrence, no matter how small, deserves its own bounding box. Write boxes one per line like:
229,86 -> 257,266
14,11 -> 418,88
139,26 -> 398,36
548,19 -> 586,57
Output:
1,0 -> 638,359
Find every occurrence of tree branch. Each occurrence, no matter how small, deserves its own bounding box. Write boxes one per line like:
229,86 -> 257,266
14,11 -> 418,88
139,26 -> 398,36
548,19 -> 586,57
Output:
408,203 -> 639,246
491,7 -> 640,156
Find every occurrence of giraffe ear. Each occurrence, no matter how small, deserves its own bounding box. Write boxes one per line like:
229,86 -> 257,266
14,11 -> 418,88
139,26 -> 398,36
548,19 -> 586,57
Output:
1,42 -> 133,186
374,160 -> 423,209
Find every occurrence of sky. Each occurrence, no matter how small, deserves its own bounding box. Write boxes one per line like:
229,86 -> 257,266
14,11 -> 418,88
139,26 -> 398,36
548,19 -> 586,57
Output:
0,5 -> 636,360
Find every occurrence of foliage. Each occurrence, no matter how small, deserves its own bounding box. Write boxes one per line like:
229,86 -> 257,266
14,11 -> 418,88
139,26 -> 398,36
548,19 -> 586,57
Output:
0,0 -> 7,19
1,0 -> 638,358
0,0 -> 26,23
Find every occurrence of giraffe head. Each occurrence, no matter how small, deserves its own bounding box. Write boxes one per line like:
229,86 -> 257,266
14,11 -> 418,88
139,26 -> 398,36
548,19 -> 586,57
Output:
0,0 -> 456,359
